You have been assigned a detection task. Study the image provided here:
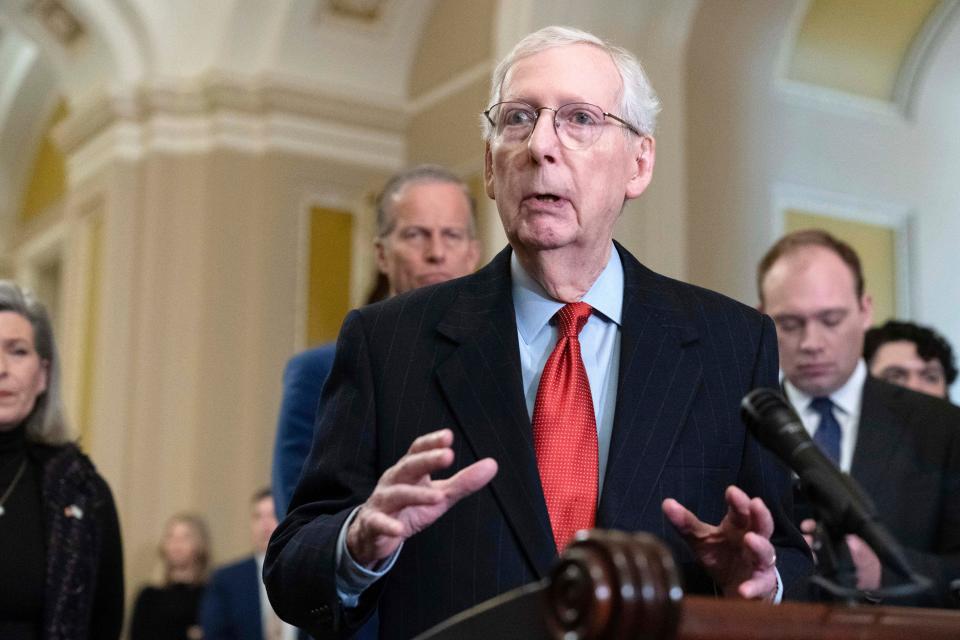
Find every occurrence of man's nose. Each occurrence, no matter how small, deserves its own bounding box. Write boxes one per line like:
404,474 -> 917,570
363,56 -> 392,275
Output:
798,323 -> 824,352
527,109 -> 560,164
425,234 -> 446,262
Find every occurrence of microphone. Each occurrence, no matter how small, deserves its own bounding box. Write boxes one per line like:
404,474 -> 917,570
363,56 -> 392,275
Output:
740,388 -> 918,583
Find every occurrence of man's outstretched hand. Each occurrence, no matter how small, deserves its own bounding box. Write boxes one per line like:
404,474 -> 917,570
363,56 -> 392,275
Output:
346,429 -> 498,568
662,485 -> 779,601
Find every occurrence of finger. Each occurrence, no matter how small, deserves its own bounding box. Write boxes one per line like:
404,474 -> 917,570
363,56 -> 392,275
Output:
799,518 -> 817,534
356,508 -> 406,540
743,531 -> 776,568
723,486 -> 753,530
738,533 -> 778,600
662,498 -> 707,536
384,448 -> 455,485
747,497 -> 774,538
737,572 -> 777,600
407,429 -> 454,455
370,484 -> 446,515
438,458 -> 498,503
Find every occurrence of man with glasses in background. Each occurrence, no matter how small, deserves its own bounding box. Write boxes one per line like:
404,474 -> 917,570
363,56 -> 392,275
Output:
266,26 -> 811,640
271,165 -> 481,522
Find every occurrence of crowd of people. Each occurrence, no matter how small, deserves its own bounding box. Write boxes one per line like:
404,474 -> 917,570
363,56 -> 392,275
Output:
2,23 -> 959,640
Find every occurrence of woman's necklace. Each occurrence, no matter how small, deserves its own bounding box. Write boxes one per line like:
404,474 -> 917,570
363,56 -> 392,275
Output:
0,459 -> 28,517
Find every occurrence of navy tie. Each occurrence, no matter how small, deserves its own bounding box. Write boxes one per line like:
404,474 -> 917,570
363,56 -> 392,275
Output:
810,396 -> 841,466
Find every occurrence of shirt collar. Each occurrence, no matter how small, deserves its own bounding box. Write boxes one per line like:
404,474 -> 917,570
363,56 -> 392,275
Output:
783,359 -> 866,417
511,244 -> 623,344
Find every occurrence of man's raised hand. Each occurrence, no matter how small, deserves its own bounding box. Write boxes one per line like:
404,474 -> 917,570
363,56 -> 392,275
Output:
346,429 -> 498,568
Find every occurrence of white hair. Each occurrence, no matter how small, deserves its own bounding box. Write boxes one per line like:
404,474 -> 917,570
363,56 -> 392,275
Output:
482,25 -> 661,139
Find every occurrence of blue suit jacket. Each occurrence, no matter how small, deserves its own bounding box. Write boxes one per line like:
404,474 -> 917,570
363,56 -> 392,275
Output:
272,344 -> 336,521
200,556 -> 263,640
265,244 -> 812,639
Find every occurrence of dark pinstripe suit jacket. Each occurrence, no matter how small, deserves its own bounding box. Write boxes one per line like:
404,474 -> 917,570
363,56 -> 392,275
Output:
264,243 -> 812,639
850,378 -> 960,606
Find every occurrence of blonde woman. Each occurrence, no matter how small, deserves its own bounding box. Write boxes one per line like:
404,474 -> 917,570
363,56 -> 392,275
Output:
130,513 -> 210,640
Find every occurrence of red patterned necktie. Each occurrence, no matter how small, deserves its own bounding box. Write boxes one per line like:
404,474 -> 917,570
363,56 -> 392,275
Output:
532,301 -> 599,551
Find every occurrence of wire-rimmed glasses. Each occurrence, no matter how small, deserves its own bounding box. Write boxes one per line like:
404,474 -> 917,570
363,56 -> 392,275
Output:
483,101 -> 641,150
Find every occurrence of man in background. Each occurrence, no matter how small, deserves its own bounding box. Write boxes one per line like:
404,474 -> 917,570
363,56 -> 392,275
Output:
201,489 -> 295,640
864,319 -> 957,400
758,228 -> 960,607
271,164 -> 481,520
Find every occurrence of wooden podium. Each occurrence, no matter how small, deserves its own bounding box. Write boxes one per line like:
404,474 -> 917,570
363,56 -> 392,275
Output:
413,530 -> 960,640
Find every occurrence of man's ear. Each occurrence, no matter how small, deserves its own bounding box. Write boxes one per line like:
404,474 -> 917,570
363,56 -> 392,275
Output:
625,135 -> 655,200
374,238 -> 388,275
484,143 -> 495,199
859,293 -> 874,329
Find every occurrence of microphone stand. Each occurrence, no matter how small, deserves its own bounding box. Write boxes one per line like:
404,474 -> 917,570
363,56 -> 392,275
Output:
799,469 -> 932,603
807,500 -> 864,604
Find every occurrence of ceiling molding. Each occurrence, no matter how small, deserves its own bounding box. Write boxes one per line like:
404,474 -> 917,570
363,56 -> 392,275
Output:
54,76 -> 406,188
894,0 -> 960,119
55,71 -> 408,154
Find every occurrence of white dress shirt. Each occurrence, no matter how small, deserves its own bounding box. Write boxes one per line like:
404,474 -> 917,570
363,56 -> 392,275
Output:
782,360 -> 867,473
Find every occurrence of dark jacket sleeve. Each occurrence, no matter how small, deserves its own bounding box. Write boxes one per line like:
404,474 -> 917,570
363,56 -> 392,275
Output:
88,479 -> 124,639
264,310 -> 384,639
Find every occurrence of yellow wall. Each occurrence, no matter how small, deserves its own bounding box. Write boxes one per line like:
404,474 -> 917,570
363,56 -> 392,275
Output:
308,207 -> 354,345
788,0 -> 938,100
77,214 -> 104,445
19,100 -> 69,222
785,211 -> 897,323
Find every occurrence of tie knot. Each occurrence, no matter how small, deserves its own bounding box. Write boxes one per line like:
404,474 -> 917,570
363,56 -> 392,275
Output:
810,396 -> 833,415
555,302 -> 593,337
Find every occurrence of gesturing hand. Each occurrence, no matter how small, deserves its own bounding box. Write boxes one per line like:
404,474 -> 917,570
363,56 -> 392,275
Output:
662,485 -> 779,601
346,429 -> 498,568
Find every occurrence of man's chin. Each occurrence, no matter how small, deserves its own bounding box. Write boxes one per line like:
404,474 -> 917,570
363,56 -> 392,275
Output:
416,274 -> 451,287
791,372 -> 841,397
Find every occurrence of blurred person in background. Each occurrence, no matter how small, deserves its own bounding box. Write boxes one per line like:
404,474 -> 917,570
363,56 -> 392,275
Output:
758,229 -> 960,607
271,164 -> 481,521
0,280 -> 124,640
201,488 -> 295,640
130,512 -> 210,640
864,319 -> 957,400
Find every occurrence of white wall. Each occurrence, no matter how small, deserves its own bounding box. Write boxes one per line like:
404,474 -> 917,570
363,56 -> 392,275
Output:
687,0 -> 960,368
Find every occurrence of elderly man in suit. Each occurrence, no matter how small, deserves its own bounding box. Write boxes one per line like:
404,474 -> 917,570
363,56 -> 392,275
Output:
265,25 -> 811,639
271,165 -> 481,521
201,489 -> 295,640
758,228 -> 960,607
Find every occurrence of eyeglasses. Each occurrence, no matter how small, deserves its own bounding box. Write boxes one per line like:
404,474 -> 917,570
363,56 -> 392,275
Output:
483,101 -> 641,150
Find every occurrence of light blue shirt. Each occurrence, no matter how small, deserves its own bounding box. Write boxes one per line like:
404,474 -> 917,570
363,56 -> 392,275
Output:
511,247 -> 622,493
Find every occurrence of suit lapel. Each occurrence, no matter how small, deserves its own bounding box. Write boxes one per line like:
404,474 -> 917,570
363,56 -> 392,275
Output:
598,243 -> 702,529
435,247 -> 557,578
851,377 -> 906,498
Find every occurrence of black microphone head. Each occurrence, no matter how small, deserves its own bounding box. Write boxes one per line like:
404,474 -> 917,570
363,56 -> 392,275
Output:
740,388 -> 814,465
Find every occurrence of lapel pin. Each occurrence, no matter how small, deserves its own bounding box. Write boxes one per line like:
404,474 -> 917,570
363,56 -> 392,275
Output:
64,505 -> 84,519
